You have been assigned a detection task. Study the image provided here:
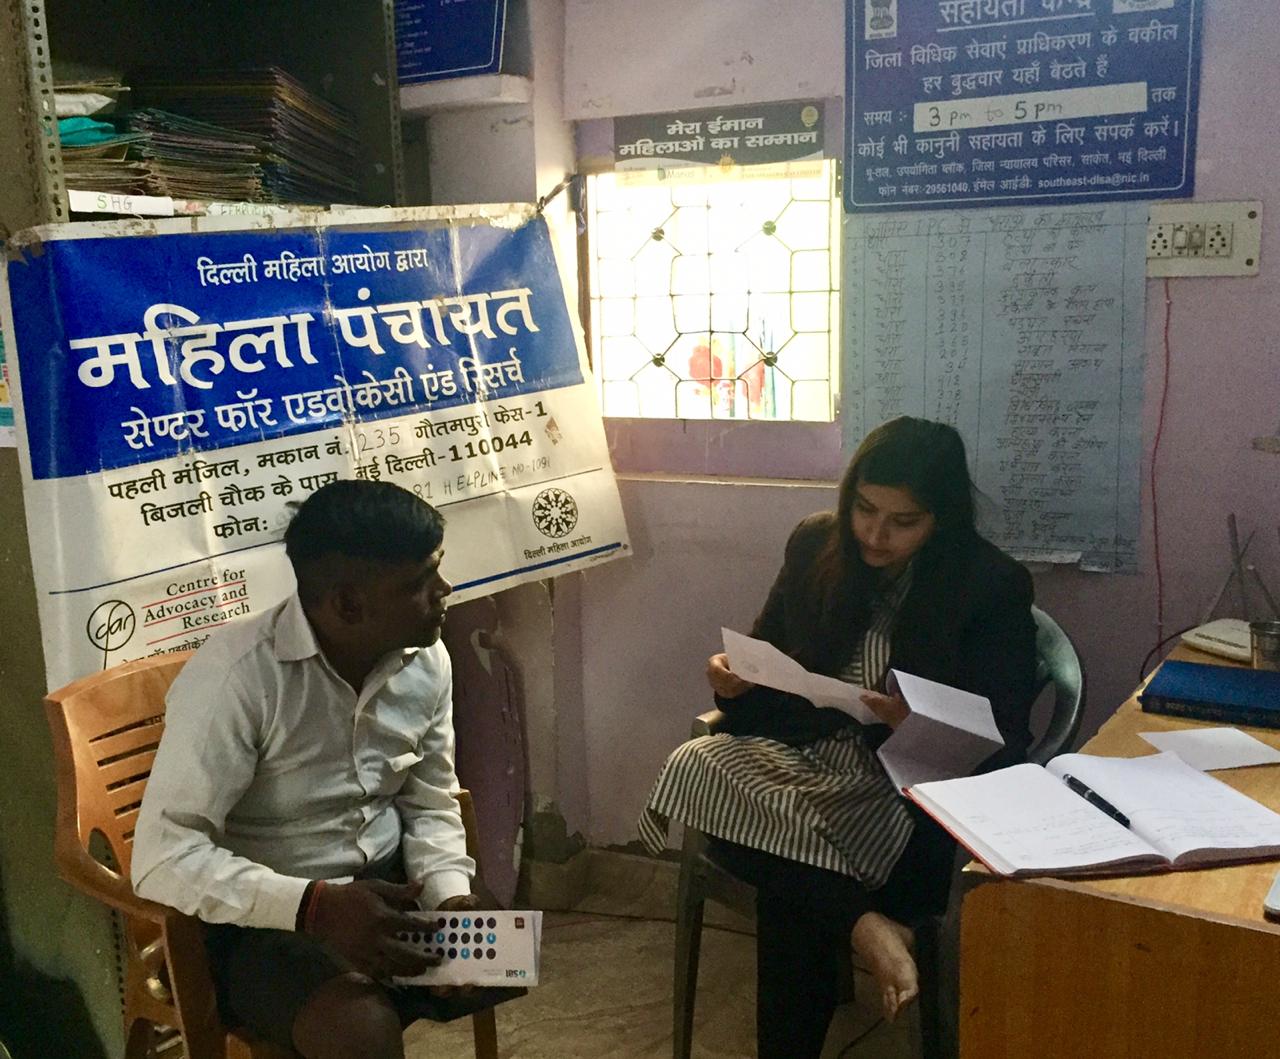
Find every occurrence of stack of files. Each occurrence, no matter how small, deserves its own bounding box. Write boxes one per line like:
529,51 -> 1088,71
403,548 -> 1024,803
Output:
129,67 -> 360,204
125,109 -> 265,202
61,140 -> 152,194
58,112 -> 152,195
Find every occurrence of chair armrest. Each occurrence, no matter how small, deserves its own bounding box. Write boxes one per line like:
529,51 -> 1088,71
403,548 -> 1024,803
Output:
53,832 -> 173,924
691,709 -> 727,738
455,788 -> 481,867
159,908 -> 228,1057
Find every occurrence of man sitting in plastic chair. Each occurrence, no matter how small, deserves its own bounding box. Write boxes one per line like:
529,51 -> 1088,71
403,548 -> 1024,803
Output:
133,479 -> 508,1059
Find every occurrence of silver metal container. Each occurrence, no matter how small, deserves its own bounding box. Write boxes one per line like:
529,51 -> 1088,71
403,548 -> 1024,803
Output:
1250,620 -> 1280,671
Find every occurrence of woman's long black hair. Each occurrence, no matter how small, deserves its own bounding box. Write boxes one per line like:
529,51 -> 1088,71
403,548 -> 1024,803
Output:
803,416 -> 977,664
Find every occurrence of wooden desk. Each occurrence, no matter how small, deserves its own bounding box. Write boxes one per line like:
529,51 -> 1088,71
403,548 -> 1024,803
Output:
959,646 -> 1280,1058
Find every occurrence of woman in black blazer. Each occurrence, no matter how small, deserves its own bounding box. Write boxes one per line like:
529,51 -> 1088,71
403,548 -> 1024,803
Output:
641,416 -> 1038,1058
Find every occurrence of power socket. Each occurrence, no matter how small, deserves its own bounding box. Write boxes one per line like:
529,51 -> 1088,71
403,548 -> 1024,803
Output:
1147,201 -> 1262,277
1148,223 -> 1174,258
1204,222 -> 1233,258
1171,222 -> 1205,257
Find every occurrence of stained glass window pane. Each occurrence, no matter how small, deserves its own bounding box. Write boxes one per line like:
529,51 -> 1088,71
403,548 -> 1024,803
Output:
586,160 -> 840,422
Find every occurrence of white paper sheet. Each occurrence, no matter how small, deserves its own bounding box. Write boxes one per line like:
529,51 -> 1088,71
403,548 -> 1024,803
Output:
719,632 -> 1004,788
878,670 -> 1004,791
721,627 -> 877,723
1138,728 -> 1280,772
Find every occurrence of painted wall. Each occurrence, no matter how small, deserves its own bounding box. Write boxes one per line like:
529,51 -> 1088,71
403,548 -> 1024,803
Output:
563,0 -> 844,119
0,451 -> 118,1055
578,477 -> 835,845
422,0 -> 595,849
566,2 -> 1280,848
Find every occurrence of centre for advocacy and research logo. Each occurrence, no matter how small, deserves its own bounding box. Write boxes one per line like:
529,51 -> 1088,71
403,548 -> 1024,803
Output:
86,599 -> 137,667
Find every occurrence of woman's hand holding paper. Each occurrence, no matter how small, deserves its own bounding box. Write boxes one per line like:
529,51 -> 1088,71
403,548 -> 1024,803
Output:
707,652 -> 756,699
860,690 -> 910,728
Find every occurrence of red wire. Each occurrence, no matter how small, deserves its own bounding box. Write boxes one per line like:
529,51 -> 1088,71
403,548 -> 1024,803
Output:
1150,278 -> 1174,646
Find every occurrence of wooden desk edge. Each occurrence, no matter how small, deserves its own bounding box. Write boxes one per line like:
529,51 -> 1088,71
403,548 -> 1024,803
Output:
962,868 -> 1280,936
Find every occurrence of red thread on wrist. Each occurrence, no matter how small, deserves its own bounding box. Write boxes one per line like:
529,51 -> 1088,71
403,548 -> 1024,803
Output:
303,879 -> 327,932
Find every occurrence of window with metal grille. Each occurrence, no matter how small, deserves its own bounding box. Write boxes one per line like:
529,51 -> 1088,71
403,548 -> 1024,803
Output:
585,160 -> 841,422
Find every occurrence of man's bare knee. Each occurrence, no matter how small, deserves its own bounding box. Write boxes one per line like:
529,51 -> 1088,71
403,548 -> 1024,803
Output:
292,972 -> 404,1059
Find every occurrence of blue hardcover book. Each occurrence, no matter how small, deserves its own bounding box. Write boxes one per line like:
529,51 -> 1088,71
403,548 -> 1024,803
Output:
1140,661 -> 1280,729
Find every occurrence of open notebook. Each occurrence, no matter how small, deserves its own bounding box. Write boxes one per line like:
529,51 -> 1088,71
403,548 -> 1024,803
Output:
908,751 -> 1280,877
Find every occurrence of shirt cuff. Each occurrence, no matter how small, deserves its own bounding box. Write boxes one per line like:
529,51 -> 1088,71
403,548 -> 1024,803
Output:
419,869 -> 473,910
245,872 -> 314,931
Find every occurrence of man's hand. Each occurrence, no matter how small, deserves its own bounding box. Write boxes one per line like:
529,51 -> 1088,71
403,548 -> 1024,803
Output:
707,652 -> 756,699
437,892 -> 482,912
307,879 -> 438,980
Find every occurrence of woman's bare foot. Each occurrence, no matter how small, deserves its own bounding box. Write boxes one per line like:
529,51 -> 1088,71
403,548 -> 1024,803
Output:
850,912 -> 918,1022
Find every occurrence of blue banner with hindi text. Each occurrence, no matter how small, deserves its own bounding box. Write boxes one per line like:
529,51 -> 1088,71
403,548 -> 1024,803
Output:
9,218 -> 581,480
845,0 -> 1203,211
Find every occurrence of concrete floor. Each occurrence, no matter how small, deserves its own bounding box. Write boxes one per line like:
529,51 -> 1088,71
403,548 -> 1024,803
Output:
404,912 -> 916,1059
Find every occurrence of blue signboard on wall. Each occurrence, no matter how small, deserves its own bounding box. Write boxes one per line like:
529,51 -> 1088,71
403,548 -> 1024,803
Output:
845,0 -> 1203,211
9,220 -> 579,480
396,0 -> 507,85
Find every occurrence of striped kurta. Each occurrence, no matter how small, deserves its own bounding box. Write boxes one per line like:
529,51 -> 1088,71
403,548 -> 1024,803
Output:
639,566 -> 916,889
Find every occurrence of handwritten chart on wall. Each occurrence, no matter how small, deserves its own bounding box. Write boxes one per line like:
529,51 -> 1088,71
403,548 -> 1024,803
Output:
845,0 -> 1203,211
842,203 -> 1148,572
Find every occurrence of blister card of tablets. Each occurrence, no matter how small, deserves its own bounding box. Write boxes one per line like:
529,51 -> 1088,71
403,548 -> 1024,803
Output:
393,909 -> 542,986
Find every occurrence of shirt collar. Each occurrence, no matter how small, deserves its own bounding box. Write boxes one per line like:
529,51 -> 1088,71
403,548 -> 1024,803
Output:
273,593 -> 322,662
273,592 -> 424,675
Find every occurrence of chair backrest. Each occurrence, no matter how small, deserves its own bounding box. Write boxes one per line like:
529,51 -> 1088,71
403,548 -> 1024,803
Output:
44,652 -> 193,885
1026,606 -> 1086,765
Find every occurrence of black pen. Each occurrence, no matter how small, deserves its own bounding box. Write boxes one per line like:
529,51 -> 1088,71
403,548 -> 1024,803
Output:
1062,774 -> 1131,828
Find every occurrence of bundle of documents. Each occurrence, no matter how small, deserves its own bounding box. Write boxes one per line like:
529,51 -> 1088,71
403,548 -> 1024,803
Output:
58,110 -> 152,194
129,67 -> 360,204
61,140 -> 152,194
125,109 -> 265,202
909,751 -> 1280,877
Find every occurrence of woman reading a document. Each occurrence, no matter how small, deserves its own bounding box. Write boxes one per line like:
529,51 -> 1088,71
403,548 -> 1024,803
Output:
640,416 -> 1037,1058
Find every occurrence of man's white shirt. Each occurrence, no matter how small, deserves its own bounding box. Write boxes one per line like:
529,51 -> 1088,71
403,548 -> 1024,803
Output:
133,593 -> 475,930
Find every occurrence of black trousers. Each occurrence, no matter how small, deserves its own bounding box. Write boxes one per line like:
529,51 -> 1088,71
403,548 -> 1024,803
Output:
710,812 -> 953,1059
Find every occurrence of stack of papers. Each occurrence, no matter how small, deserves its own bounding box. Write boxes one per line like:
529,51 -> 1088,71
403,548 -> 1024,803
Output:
126,109 -> 265,202
61,140 -> 152,194
58,111 -> 151,194
130,67 -> 361,204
